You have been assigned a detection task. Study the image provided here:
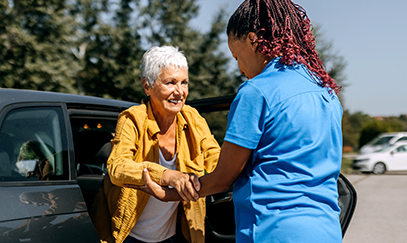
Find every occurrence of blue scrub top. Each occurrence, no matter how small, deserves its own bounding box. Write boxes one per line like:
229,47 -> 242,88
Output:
224,58 -> 343,243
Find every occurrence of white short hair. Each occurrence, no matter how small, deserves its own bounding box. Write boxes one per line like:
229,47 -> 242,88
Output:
141,46 -> 188,87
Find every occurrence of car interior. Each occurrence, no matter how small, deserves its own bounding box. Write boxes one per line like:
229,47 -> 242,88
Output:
68,109 -> 121,209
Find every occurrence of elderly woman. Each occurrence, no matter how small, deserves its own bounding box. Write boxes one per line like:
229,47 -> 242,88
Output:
136,1 -> 344,242
90,46 -> 220,243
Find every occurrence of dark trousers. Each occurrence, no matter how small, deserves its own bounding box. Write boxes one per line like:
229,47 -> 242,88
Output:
123,232 -> 188,243
123,235 -> 174,243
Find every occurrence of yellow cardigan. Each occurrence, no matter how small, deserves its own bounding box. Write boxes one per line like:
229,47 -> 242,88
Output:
90,101 -> 220,243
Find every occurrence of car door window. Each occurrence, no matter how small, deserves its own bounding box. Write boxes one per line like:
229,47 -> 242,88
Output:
395,145 -> 407,153
0,107 -> 69,181
396,137 -> 407,143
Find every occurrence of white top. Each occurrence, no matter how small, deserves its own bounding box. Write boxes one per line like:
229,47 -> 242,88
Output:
129,149 -> 179,242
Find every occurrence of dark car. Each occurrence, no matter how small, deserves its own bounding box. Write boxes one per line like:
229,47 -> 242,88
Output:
0,89 -> 357,242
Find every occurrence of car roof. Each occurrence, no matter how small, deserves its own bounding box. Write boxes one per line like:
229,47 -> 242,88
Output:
0,88 -> 136,109
186,95 -> 235,113
378,132 -> 407,137
0,89 -> 236,114
391,141 -> 407,146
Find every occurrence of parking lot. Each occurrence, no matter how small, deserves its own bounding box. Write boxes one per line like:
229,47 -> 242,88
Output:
343,173 -> 407,243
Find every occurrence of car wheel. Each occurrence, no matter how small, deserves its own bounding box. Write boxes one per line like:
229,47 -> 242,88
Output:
372,162 -> 386,174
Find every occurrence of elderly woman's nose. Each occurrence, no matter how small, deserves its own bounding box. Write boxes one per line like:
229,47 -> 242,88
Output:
174,83 -> 184,96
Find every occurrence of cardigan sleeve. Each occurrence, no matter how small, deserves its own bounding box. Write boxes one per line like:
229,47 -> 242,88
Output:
107,110 -> 166,188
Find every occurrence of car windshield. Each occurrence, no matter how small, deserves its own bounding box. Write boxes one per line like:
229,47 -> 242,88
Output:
370,136 -> 394,146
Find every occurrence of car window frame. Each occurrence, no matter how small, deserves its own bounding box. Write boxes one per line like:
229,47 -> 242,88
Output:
0,102 -> 75,184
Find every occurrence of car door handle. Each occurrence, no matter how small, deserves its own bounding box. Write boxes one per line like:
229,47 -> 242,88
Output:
210,192 -> 233,205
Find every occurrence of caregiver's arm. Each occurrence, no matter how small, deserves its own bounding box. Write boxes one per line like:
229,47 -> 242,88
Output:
196,141 -> 252,197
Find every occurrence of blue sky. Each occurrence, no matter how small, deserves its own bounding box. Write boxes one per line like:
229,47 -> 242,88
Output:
191,0 -> 407,117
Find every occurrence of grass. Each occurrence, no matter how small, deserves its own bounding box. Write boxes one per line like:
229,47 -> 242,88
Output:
341,156 -> 354,175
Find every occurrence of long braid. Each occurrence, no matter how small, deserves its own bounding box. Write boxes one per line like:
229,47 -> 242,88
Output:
227,0 -> 341,93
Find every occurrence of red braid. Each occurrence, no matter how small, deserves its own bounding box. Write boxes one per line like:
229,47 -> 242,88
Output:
227,0 -> 341,93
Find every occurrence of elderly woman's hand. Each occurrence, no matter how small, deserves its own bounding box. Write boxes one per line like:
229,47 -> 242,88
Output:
160,169 -> 200,201
125,168 -> 200,202
125,168 -> 170,200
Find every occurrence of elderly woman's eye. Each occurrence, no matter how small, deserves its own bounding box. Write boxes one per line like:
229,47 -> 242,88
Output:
182,80 -> 188,85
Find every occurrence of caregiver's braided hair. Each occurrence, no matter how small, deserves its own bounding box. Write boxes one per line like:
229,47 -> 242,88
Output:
227,0 -> 340,93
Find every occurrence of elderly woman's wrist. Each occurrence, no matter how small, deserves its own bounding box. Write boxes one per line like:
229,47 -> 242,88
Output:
160,169 -> 168,186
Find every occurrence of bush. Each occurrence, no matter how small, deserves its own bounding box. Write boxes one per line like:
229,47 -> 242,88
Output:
341,157 -> 354,174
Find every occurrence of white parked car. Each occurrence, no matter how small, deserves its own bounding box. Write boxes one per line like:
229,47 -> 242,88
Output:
359,132 -> 407,154
353,142 -> 407,174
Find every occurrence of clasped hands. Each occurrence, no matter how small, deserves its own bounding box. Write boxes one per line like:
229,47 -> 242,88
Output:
125,168 -> 201,202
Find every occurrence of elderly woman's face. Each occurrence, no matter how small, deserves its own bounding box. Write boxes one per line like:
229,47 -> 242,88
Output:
145,66 -> 189,117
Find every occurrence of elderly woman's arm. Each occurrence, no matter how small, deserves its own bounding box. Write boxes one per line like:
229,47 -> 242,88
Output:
126,108 -> 223,201
107,112 -> 166,187
111,110 -> 202,201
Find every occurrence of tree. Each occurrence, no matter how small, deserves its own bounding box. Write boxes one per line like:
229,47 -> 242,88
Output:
0,0 -> 80,93
313,25 -> 347,94
72,0 -> 146,101
0,0 -> 238,103
342,111 -> 373,149
139,0 -> 238,100
358,120 -> 390,149
398,114 -> 407,130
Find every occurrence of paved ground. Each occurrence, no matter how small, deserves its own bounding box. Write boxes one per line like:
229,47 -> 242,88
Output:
343,172 -> 407,243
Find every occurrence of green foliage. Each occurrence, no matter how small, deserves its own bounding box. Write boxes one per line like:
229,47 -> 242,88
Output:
67,0 -> 145,100
342,111 -> 373,149
0,0 -> 79,93
341,157 -> 354,174
358,120 -> 391,149
313,25 -> 347,102
0,0 -> 239,102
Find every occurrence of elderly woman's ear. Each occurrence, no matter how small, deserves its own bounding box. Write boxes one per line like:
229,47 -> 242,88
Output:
142,78 -> 150,96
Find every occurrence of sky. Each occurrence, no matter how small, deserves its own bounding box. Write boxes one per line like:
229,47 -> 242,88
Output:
191,0 -> 407,117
